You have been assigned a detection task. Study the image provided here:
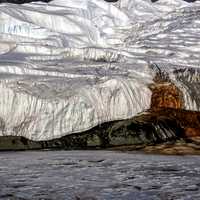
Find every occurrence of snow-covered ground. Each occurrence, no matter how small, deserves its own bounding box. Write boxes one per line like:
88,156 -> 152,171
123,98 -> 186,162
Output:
0,0 -> 200,140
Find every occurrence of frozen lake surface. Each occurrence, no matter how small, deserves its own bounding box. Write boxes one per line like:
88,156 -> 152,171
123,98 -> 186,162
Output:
0,151 -> 200,200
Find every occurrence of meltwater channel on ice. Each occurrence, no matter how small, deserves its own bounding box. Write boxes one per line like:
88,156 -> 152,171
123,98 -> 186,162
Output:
0,0 -> 200,141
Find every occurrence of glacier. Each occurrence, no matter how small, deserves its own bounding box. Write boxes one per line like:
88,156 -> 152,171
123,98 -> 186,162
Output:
0,0 -> 200,141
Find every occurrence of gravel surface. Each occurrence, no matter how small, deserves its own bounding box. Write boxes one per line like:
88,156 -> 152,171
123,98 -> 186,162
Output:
0,151 -> 200,200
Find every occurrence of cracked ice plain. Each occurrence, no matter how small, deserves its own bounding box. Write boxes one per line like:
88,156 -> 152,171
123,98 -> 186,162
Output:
0,0 -> 199,140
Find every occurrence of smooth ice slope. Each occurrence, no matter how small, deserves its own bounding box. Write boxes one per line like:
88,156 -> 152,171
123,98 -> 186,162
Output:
0,0 -> 200,140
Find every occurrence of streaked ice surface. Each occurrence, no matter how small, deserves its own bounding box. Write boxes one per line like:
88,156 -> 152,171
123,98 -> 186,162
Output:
0,0 -> 200,140
0,150 -> 200,200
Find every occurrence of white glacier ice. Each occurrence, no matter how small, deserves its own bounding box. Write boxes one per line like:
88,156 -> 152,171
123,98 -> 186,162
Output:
0,0 -> 200,140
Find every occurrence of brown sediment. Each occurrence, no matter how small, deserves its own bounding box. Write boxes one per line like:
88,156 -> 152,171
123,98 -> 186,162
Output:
185,128 -> 200,138
149,67 -> 184,110
149,82 -> 183,110
143,140 -> 200,155
109,140 -> 200,155
150,69 -> 200,136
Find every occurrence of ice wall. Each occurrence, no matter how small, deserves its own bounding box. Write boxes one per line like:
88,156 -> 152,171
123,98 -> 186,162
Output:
0,0 -> 199,140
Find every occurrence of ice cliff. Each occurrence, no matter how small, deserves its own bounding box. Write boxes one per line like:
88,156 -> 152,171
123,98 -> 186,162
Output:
0,0 -> 200,141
